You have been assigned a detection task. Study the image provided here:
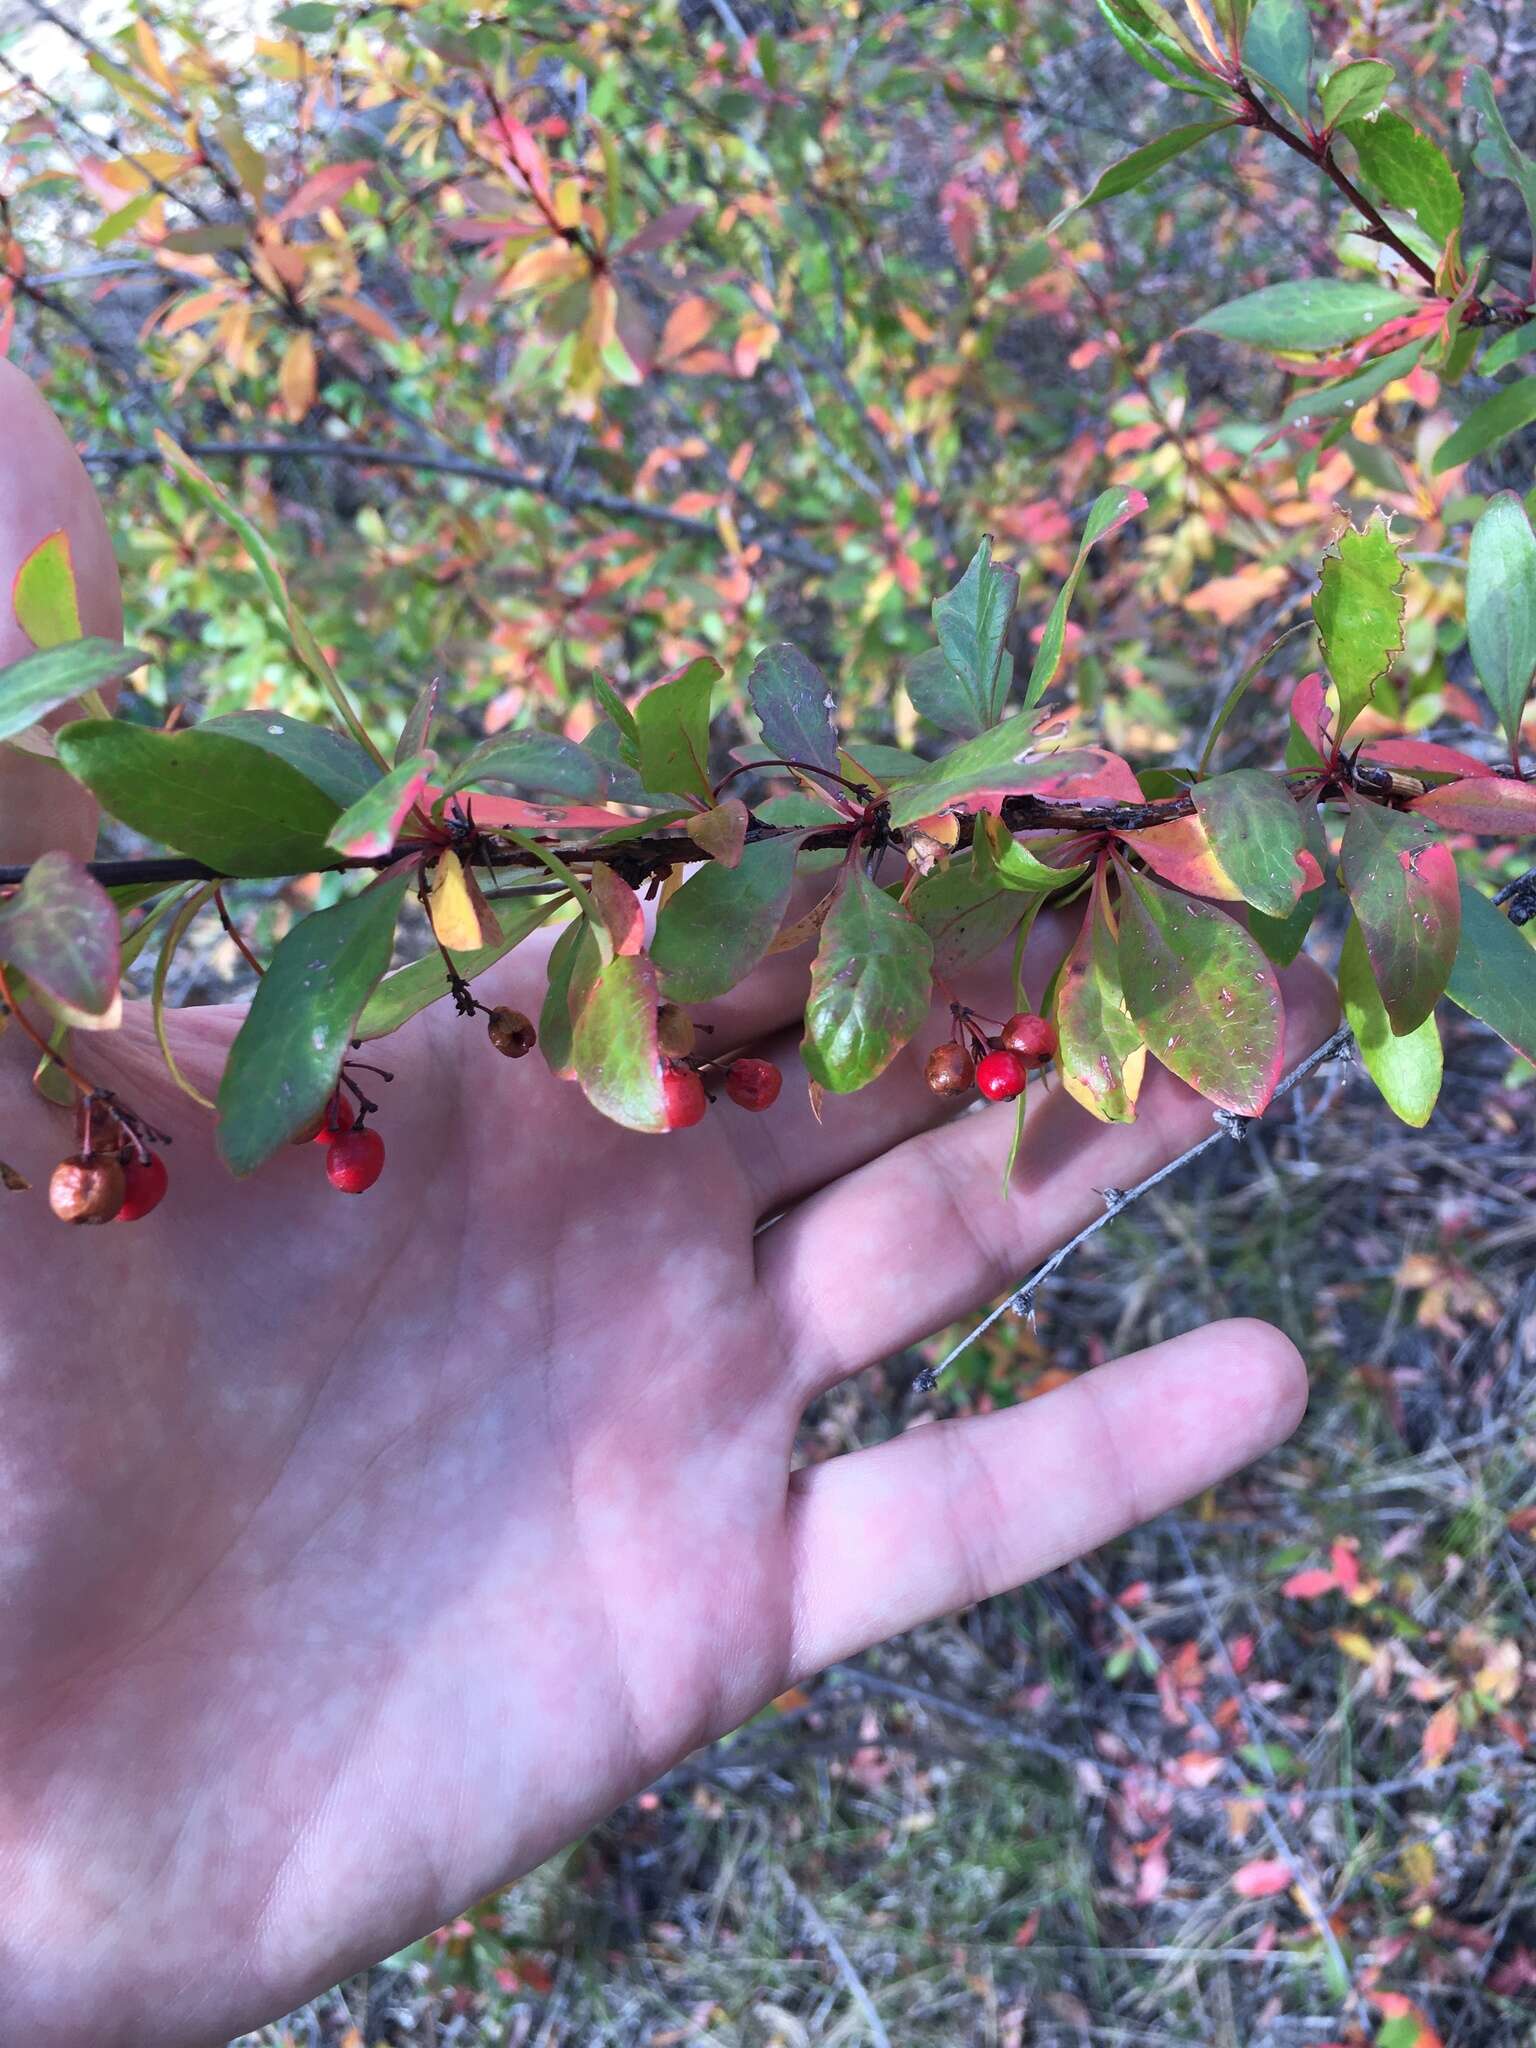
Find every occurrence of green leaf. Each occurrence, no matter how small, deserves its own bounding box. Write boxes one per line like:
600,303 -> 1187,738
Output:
443,732 -> 608,804
907,856 -> 1025,978
1116,868 -> 1284,1114
1280,338 -> 1425,427
0,851 -> 120,1029
216,871 -> 411,1174
1094,0 -> 1232,99
591,671 -> 640,759
356,892 -> 556,1040
1464,493 -> 1536,764
1247,804 -> 1327,964
1053,873 -> 1146,1122
888,738 -> 1116,829
802,867 -> 933,1093
651,833 -> 798,1002
1049,119 -> 1234,231
1243,0 -> 1312,117
1193,279 -> 1411,352
12,530 -> 81,648
747,643 -> 840,774
1192,770 -> 1310,917
1446,882 -> 1536,1066
1319,58 -> 1394,129
972,816 -> 1089,894
914,537 -> 1020,735
538,915 -> 601,1078
1338,916 -> 1441,1126
56,721 -> 344,877
1025,488 -> 1146,708
1313,511 -> 1405,738
1431,376 -> 1536,474
0,639 -> 150,746
633,656 -> 719,803
1342,110 -> 1462,246
199,711 -> 381,808
572,953 -> 667,1133
326,752 -> 434,857
1465,68 -> 1536,262
91,190 -> 158,250
395,678 -> 439,766
1479,320 -> 1536,376
275,1 -> 337,26
1339,800 -> 1459,1034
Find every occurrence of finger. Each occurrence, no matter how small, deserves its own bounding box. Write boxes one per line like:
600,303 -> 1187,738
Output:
758,956 -> 1338,1396
783,1319 -> 1307,1682
0,359 -> 123,865
724,911 -> 1074,1217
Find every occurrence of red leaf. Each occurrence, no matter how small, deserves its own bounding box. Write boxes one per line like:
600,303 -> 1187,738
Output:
619,203 -> 705,256
1232,1858 -> 1293,1899
1340,800 -> 1460,1034
1281,1566 -> 1339,1598
589,866 -> 646,957
1362,739 -> 1495,781
274,160 -> 374,224
1290,671 -> 1332,758
1410,775 -> 1536,836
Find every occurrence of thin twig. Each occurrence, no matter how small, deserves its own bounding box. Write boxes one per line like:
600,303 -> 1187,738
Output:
774,1865 -> 893,2048
913,1025 -> 1356,1392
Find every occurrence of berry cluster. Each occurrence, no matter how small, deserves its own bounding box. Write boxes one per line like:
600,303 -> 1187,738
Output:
48,1095 -> 170,1227
924,1010 -> 1058,1106
295,1086 -> 388,1195
658,1004 -> 782,1129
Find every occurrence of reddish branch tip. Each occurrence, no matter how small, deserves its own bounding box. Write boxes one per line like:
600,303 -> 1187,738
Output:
724,1057 -> 781,1112
662,1062 -> 708,1130
976,1048 -> 1029,1103
325,1127 -> 386,1194
49,1155 -> 126,1225
925,1043 -> 976,1098
115,1152 -> 168,1223
1000,1013 -> 1057,1067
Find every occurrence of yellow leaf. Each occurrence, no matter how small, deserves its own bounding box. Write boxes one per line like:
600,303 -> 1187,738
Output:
427,851 -> 498,953
278,331 -> 317,424
553,178 -> 583,229
1331,1630 -> 1379,1666
134,20 -> 177,93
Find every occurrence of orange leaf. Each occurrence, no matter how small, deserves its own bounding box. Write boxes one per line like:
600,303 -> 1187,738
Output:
1422,1700 -> 1460,1767
279,331 -> 317,424
275,161 -> 374,225
658,295 -> 715,364
325,294 -> 401,344
1183,563 -> 1289,625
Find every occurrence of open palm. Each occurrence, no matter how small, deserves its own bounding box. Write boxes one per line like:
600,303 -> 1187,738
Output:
0,362 -> 1332,2047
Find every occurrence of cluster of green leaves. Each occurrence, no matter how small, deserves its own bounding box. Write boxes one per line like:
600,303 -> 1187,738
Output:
4,443 -> 1535,1183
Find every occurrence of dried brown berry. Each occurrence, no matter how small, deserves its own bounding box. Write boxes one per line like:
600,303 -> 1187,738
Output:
925,1043 -> 975,1097
487,1006 -> 537,1058
657,1003 -> 697,1059
49,1154 -> 126,1226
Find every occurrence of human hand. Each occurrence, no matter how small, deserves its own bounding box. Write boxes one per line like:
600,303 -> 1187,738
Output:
0,362 -> 1335,2046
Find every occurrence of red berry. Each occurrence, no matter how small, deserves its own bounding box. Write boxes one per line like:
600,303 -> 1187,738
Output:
662,1061 -> 707,1130
724,1057 -> 781,1112
314,1091 -> 355,1144
115,1152 -> 168,1223
1000,1012 -> 1057,1066
925,1043 -> 975,1097
976,1048 -> 1029,1102
325,1126 -> 386,1194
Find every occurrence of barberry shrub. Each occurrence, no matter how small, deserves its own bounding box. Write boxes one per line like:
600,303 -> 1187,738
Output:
1,424 -> 1533,1211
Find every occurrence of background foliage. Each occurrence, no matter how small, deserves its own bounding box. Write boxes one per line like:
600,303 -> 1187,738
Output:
5,1 -> 1536,2042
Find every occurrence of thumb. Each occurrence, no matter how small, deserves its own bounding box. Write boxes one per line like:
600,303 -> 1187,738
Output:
0,357 -> 123,866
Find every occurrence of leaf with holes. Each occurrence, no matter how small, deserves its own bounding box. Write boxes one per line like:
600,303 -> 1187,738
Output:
1340,800 -> 1459,1034
1313,511 -> 1404,738
217,871 -> 411,1174
634,656 -> 719,803
1339,916 -> 1441,1127
747,643 -> 840,776
572,952 -> 667,1133
651,832 -> 798,1003
0,851 -> 120,1029
1116,868 -> 1284,1114
803,867 -> 933,1093
1054,871 -> 1146,1123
